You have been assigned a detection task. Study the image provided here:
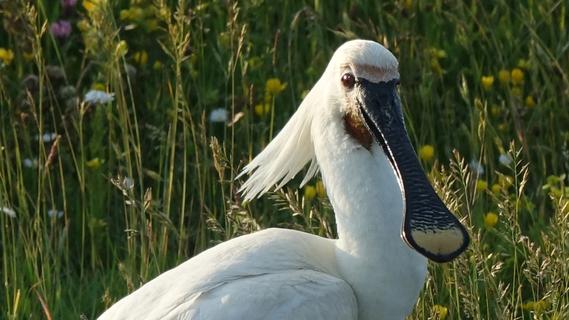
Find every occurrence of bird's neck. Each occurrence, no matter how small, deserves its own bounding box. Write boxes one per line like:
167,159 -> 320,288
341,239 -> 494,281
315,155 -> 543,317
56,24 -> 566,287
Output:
316,139 -> 409,257
329,144 -> 404,252
313,117 -> 426,319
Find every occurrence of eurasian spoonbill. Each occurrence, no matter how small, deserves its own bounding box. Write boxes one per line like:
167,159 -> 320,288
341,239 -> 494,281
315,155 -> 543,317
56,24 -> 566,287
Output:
99,39 -> 469,320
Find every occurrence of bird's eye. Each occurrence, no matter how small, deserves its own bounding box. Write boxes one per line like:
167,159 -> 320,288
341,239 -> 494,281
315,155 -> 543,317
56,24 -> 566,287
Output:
341,73 -> 355,89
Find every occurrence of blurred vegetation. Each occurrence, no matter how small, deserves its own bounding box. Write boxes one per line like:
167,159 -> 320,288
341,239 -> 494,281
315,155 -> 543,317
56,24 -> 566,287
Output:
0,0 -> 568,318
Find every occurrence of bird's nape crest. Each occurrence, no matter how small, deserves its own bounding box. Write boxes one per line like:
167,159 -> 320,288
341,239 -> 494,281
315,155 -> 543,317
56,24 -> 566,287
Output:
237,78 -> 324,201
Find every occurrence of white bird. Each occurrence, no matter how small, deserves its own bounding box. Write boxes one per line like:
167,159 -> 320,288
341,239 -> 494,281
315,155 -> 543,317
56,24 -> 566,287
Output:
99,39 -> 469,320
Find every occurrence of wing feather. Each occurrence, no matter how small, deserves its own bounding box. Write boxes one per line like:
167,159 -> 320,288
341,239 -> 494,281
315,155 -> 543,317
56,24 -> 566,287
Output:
169,270 -> 357,320
98,229 -> 355,320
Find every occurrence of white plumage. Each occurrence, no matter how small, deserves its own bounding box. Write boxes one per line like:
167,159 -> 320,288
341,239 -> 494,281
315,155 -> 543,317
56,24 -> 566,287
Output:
99,40 -> 435,320
100,229 -> 358,319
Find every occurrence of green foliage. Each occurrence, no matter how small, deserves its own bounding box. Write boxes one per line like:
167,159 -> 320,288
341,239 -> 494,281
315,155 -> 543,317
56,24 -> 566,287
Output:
0,0 -> 568,318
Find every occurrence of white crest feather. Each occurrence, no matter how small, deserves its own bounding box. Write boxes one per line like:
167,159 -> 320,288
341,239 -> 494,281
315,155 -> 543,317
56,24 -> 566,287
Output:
238,79 -> 323,201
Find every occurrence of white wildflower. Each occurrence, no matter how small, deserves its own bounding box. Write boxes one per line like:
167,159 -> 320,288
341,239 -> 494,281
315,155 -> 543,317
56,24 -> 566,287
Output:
209,108 -> 228,123
1,207 -> 16,218
36,132 -> 58,142
23,158 -> 39,168
498,154 -> 513,166
48,209 -> 64,219
469,160 -> 485,177
84,90 -> 115,104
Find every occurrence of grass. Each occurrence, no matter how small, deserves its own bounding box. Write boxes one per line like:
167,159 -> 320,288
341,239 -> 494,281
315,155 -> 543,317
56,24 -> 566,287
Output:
0,0 -> 568,319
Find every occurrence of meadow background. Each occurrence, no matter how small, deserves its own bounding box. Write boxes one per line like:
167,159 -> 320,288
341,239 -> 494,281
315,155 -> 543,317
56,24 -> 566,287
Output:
1,0 -> 568,319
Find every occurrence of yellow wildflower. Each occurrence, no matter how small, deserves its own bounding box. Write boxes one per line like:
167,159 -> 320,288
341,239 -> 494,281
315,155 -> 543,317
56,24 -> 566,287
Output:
83,0 -> 102,12
476,180 -> 488,192
83,0 -> 96,12
265,78 -> 287,96
418,145 -> 435,162
498,69 -> 510,85
525,95 -> 535,108
77,19 -> 90,32
153,60 -> 163,70
133,50 -> 148,66
481,76 -> 494,90
484,212 -> 498,228
254,103 -> 271,117
498,123 -> 508,132
304,185 -> 316,201
86,158 -> 103,169
511,86 -> 522,97
0,48 -> 15,65
511,68 -> 524,85
316,181 -> 326,198
491,183 -> 501,194
432,304 -> 448,320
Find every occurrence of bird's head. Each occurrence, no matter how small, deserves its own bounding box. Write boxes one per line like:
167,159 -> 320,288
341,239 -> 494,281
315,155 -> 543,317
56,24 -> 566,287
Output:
239,40 -> 469,262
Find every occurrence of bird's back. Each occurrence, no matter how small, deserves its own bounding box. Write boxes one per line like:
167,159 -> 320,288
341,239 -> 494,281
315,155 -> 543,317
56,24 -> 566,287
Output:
98,228 -> 357,319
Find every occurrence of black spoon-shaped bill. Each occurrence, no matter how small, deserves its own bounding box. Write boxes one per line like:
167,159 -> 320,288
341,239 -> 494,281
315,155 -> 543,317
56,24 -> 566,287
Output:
357,78 -> 469,263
